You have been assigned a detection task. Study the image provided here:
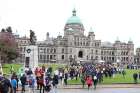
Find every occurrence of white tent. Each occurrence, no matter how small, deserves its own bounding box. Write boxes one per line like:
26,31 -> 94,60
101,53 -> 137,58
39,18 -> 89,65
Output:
98,60 -> 105,63
116,59 -> 121,63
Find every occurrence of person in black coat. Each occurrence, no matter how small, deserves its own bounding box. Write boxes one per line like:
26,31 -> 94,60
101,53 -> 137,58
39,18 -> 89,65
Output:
20,74 -> 27,92
52,75 -> 59,88
139,72 -> 140,79
0,74 -> 13,93
133,73 -> 138,84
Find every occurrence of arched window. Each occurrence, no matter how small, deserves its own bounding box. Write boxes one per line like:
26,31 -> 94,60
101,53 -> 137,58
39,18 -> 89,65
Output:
62,55 -> 64,60
62,48 -> 64,53
54,48 -> 56,53
91,56 -> 93,60
78,51 -> 83,58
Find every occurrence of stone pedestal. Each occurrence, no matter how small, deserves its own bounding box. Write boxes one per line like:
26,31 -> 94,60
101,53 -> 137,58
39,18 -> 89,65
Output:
0,63 -> 3,75
25,45 -> 38,70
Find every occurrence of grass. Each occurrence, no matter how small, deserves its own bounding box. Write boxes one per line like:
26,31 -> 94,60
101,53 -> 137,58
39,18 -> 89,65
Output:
2,63 -> 140,84
39,63 -> 66,72
68,69 -> 140,84
2,64 -> 23,75
2,63 -> 66,75
102,69 -> 140,84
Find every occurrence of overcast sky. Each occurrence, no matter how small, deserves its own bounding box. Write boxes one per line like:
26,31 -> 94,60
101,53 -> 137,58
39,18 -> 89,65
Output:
0,0 -> 140,48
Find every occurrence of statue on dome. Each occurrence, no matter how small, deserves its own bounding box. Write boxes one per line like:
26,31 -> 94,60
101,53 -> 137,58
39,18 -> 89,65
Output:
30,30 -> 37,45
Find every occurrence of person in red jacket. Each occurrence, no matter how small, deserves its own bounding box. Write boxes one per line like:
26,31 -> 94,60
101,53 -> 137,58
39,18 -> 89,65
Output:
86,75 -> 93,90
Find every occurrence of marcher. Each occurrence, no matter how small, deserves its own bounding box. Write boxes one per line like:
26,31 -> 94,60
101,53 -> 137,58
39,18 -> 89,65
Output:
64,72 -> 68,85
28,75 -> 35,93
11,72 -> 19,89
86,75 -> 93,90
93,75 -> 98,90
122,70 -> 126,78
0,73 -> 13,93
20,74 -> 27,93
80,74 -> 85,88
11,78 -> 17,93
52,75 -> 59,88
38,75 -> 44,93
133,73 -> 138,84
44,76 -> 51,93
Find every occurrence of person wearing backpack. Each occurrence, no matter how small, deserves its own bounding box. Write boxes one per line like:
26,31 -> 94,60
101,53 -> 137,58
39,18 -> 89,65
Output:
0,73 -> 13,93
20,74 -> 27,93
44,76 -> 51,93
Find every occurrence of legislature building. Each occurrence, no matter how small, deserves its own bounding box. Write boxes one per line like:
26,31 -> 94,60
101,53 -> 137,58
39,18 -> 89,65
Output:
36,9 -> 134,64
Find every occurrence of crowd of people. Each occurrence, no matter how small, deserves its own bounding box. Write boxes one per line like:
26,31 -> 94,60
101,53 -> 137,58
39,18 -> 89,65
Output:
0,63 -> 140,93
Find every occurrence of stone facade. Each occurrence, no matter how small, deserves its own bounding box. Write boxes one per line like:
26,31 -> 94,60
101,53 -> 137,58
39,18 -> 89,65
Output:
134,48 -> 140,64
101,40 -> 134,64
15,9 -> 134,64
37,9 -> 134,64
15,35 -> 30,63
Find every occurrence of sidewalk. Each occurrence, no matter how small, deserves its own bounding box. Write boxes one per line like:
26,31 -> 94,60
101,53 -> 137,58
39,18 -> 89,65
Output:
16,84 -> 140,91
58,84 -> 140,89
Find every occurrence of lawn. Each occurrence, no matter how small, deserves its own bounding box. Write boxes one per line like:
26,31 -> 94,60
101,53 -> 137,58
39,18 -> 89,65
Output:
2,63 -> 66,75
2,64 -> 23,75
102,69 -> 140,84
68,69 -> 140,84
2,63 -> 140,84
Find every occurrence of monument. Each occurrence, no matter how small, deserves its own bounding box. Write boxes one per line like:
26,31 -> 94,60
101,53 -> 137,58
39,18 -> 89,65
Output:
25,30 -> 38,70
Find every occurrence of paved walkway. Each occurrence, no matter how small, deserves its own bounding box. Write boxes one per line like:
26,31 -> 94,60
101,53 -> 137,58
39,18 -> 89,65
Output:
15,84 -> 140,92
58,84 -> 140,89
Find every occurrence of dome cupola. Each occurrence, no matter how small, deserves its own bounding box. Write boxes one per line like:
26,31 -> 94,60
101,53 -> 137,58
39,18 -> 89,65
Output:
64,9 -> 84,36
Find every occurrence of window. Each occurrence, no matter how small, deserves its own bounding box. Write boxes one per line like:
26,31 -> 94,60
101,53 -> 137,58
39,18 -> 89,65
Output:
54,48 -> 56,53
44,55 -> 46,59
40,55 -> 42,59
95,56 -> 98,60
87,56 -> 88,60
20,47 -> 22,51
70,48 -> 72,53
62,48 -> 64,53
91,49 -> 93,54
101,51 -> 103,55
91,56 -> 93,60
47,55 -> 49,59
50,49 -> 53,53
44,48 -> 46,53
112,52 -> 114,55
95,50 -> 98,54
112,57 -> 114,61
50,55 -> 52,59
54,55 -> 56,59
83,42 -> 85,46
101,57 -> 103,60
62,55 -> 64,60
24,47 -> 26,52
69,55 -> 72,59
47,48 -> 49,53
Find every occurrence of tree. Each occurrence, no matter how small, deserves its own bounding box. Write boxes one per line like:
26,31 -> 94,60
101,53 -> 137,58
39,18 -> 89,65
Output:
0,27 -> 18,63
1,28 -> 5,32
6,26 -> 12,33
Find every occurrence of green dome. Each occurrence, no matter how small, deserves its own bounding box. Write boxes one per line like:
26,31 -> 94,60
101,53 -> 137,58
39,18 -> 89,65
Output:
66,9 -> 82,24
67,16 -> 82,24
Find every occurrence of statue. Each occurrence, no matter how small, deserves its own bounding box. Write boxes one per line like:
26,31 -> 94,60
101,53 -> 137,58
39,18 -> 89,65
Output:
30,30 -> 37,45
